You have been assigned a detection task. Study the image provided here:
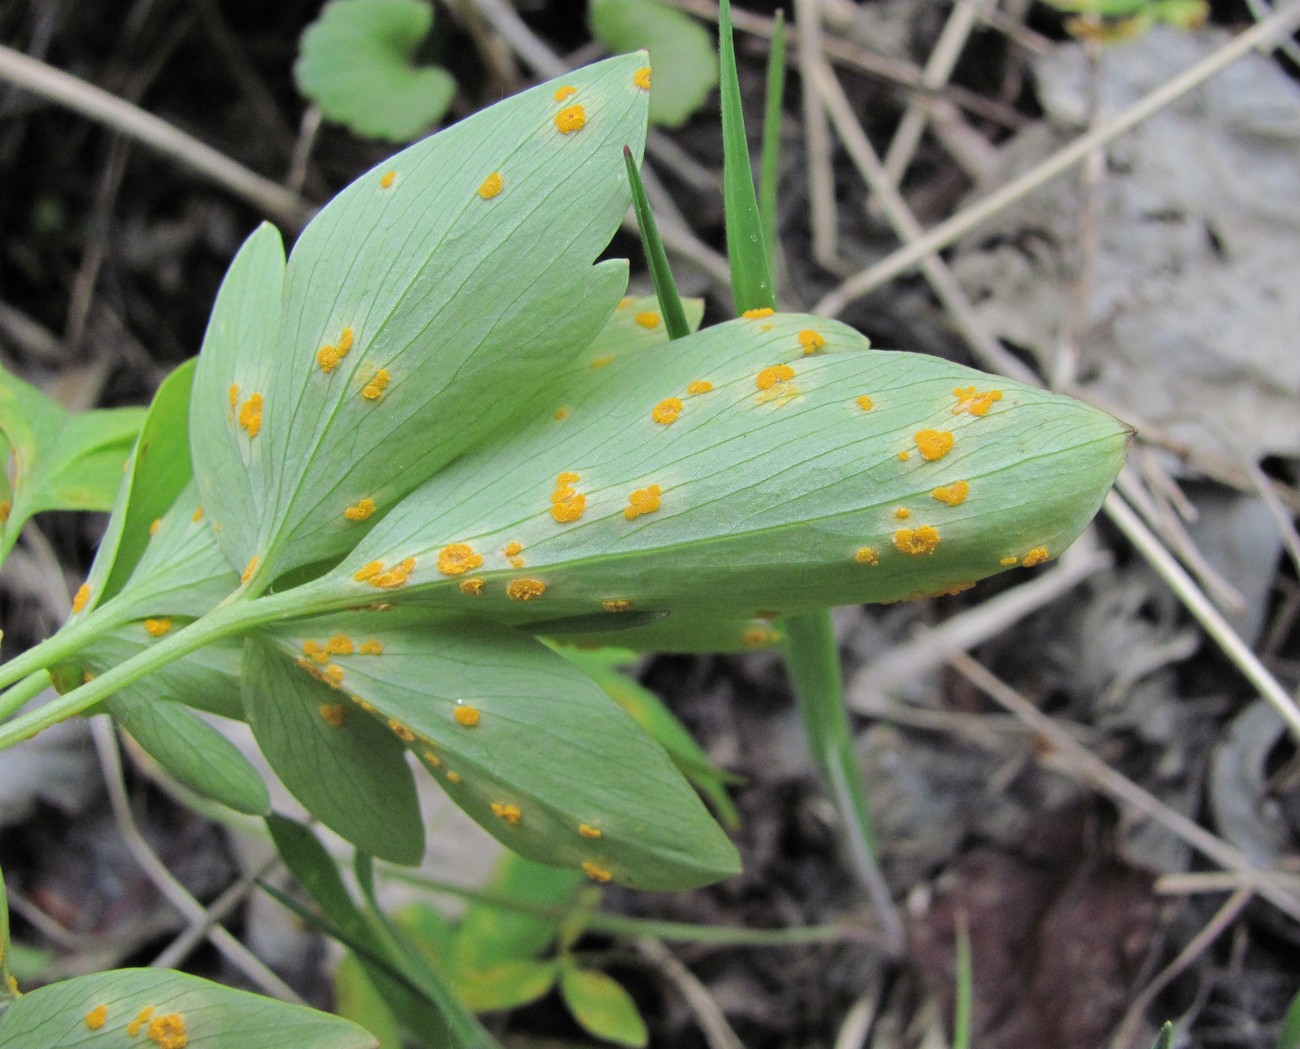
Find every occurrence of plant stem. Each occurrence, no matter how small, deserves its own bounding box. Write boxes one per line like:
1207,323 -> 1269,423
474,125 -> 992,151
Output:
0,670 -> 53,723
781,611 -> 904,955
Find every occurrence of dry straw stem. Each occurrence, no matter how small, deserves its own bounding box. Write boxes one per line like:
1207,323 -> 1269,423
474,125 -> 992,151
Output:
635,937 -> 745,1049
0,43 -> 312,230
813,0 -> 1300,316
945,651 -> 1300,925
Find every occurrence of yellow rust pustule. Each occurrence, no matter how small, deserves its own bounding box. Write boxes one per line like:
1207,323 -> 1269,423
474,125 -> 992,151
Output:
491,802 -> 522,825
633,67 -> 651,90
932,481 -> 969,506
651,397 -> 682,425
344,497 -> 375,521
507,578 -> 546,601
952,386 -> 1003,416
755,364 -> 794,391
624,484 -> 661,520
555,104 -> 586,133
438,543 -> 483,576
913,429 -> 954,461
893,526 -> 941,556
798,329 -> 826,354
453,703 -> 480,727
478,171 -> 503,199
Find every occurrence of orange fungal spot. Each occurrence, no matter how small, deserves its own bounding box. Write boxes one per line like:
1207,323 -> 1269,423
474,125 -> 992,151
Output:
554,85 -> 578,102
554,104 -> 586,133
1021,546 -> 1050,567
446,770 -> 462,784
634,311 -> 660,329
755,364 -> 794,390
368,556 -> 415,589
932,481 -> 969,507
633,67 -> 651,90
324,664 -> 345,684
930,581 -> 975,597
345,497 -> 375,522
952,386 -> 1003,416
389,719 -> 415,742
320,704 -> 346,727
316,326 -> 354,373
72,583 -> 91,614
359,639 -> 382,655
237,393 -> 263,437
454,703 -> 480,727
554,407 -> 570,421
478,171 -> 503,199
913,429 -> 954,461
651,397 -> 682,424
438,543 -> 483,576
459,578 -> 485,596
146,1012 -> 188,1049
623,484 -> 661,520
742,627 -> 778,647
380,170 -> 396,188
354,561 -> 383,582
149,518 -> 162,537
491,802 -> 522,825
590,354 -> 614,369
686,380 -> 713,395
228,383 -> 239,408
894,507 -> 911,520
579,823 -> 603,838
128,1007 -> 155,1037
325,635 -> 353,655
582,861 -> 612,883
85,1004 -> 108,1030
0,500 -> 9,523
191,506 -> 204,522
1000,556 -> 1019,566
242,555 -> 259,583
899,450 -> 910,461
362,369 -> 390,401
551,471 -> 586,523
893,526 -> 941,556
504,541 -> 523,557
507,578 -> 546,601
798,329 -> 826,354
144,617 -> 172,637
856,395 -> 874,411
743,307 -> 775,319
854,547 -> 879,566
602,599 -> 631,613
423,749 -> 441,767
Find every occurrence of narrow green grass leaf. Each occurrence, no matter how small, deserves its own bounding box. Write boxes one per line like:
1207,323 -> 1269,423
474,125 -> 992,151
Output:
105,690 -> 269,815
246,639 -> 424,864
192,55 -> 650,589
296,0 -> 455,141
303,313 -> 1128,622
623,149 -> 690,341
0,968 -> 378,1049
559,967 -> 648,1048
261,610 -> 739,890
759,10 -> 786,291
718,0 -> 774,314
589,0 -> 718,128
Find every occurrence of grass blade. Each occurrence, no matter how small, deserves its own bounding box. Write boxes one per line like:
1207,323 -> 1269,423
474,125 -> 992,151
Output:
759,9 -> 787,293
622,145 -> 690,341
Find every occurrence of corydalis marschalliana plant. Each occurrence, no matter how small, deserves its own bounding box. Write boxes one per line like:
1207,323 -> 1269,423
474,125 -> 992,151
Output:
0,53 -> 1129,891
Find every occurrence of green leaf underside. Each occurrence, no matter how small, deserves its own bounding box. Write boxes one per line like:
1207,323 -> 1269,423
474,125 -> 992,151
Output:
559,967 -> 648,1048
296,0 -> 455,141
258,610 -> 739,889
192,54 -> 650,588
589,0 -> 717,128
0,968 -> 377,1049
83,631 -> 243,720
294,313 -> 1128,623
0,364 -> 145,561
245,637 -> 424,865
555,609 -> 782,652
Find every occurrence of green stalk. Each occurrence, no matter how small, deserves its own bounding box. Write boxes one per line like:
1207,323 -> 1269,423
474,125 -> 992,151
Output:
0,860 -> 11,1001
719,0 -> 774,314
759,9 -> 787,294
0,670 -> 53,723
623,146 -> 689,341
953,909 -> 972,1049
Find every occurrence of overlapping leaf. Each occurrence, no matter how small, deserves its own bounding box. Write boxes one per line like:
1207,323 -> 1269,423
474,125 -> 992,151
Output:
294,313 -> 1129,623
192,54 -> 652,589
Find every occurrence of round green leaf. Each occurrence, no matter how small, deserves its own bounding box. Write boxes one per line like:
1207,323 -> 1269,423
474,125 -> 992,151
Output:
559,967 -> 648,1048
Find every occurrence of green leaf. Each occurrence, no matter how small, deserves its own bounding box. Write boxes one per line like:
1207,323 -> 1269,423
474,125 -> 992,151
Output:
296,0 -> 455,142
457,958 -> 558,1014
300,313 -> 1129,622
556,610 -> 782,653
83,630 -> 243,720
192,54 -> 650,589
589,0 -> 717,128
1151,1021 -> 1174,1049
0,364 -> 145,562
559,967 -> 648,1048
454,852 -> 583,971
1277,988 -> 1300,1049
0,967 -> 378,1049
246,640 -> 424,865
105,689 -> 269,815
334,952 -> 404,1049
262,610 -> 739,890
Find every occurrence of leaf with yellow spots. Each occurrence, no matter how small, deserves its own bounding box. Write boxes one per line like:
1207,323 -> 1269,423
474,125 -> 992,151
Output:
0,967 -> 377,1049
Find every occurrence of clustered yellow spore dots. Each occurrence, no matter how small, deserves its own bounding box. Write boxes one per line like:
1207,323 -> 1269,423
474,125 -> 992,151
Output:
319,703 -> 346,727
634,67 -> 651,90
241,555 -> 260,583
856,395 -> 874,412
507,577 -> 546,601
362,369 -> 390,401
1021,546 -> 1050,567
579,823 -> 603,838
85,1004 -> 108,1030
634,311 -> 660,329
855,547 -> 880,566
742,307 -> 775,319
899,450 -> 910,461
478,171 -> 503,199
423,749 -> 441,767
602,599 -> 631,612
459,578 -> 485,595
554,84 -> 577,102
127,1007 -> 155,1037
590,354 -> 614,369
913,429 -> 954,461
438,543 -> 483,576
316,326 -> 354,373
144,618 -> 172,637
582,861 -> 612,883
893,525 -> 941,556
453,703 -> 480,727
72,583 -> 91,614
147,1012 -> 188,1049
1000,556 -> 1019,566
651,397 -> 682,425
149,518 -> 162,537
929,581 -> 975,597
237,392 -> 263,437
359,639 -> 382,655
446,770 -> 462,784
345,497 -> 375,522
798,329 -> 826,354
380,170 -> 396,189
503,540 -> 525,567
491,802 -> 522,825
755,364 -> 795,390
686,380 -> 713,395
894,507 -> 911,520
952,386 -> 1003,416
191,506 -> 204,522
388,719 -> 415,742
550,471 -> 586,523
554,104 -> 586,133
366,557 -> 415,589
324,664 -> 345,685
932,481 -> 969,507
624,484 -> 661,520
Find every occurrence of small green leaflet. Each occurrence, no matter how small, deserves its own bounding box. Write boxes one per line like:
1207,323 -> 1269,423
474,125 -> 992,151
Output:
0,968 -> 377,1049
192,54 -> 650,589
295,312 -> 1129,623
296,0 -> 456,141
559,966 -> 648,1048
